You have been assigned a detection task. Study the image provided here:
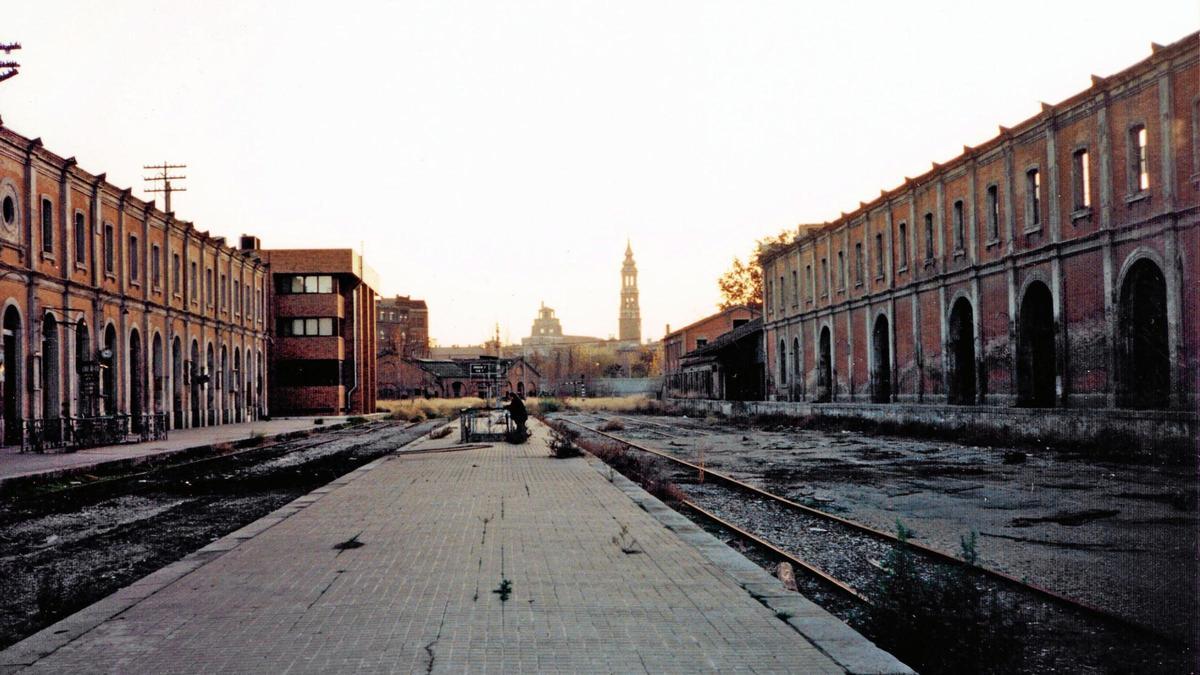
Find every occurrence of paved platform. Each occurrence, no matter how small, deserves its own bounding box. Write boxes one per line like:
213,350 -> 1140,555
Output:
1,420 -> 909,673
0,416 -> 375,491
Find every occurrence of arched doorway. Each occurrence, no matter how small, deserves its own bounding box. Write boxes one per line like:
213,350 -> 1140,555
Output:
256,350 -> 264,418
817,326 -> 832,402
451,381 -> 462,397
872,314 -> 891,403
2,306 -> 22,445
75,320 -> 92,417
232,349 -> 242,423
129,329 -> 143,431
206,343 -> 215,426
152,333 -> 164,416
219,345 -> 228,424
1017,281 -> 1056,406
245,348 -> 253,422
190,340 -> 201,426
172,337 -> 184,429
793,336 -> 803,398
102,325 -> 117,416
778,339 -> 787,389
1118,259 -> 1169,409
947,298 -> 976,405
517,381 -> 525,398
42,314 -> 61,432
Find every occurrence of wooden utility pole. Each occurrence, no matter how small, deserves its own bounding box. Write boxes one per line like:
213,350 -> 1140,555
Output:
143,163 -> 187,212
0,42 -> 21,84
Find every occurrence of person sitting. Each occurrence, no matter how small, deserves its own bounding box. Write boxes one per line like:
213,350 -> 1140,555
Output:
504,392 -> 529,442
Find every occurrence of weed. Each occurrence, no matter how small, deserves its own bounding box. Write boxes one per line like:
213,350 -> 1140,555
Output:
548,427 -> 581,458
313,418 -> 325,425
492,578 -> 513,602
775,610 -> 794,621
333,534 -> 365,551
612,522 -> 642,554
598,419 -> 626,432
346,416 -> 367,425
429,426 -> 453,440
570,429 -> 686,505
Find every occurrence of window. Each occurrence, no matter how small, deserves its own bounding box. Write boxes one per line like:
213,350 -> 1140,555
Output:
279,274 -> 334,294
924,213 -> 934,260
279,317 -> 335,337
898,223 -> 908,267
1026,169 -> 1041,228
206,268 -> 214,306
128,236 -> 139,281
767,279 -> 773,312
40,198 -> 53,254
986,186 -> 999,240
778,275 -> 785,309
837,252 -> 845,289
220,274 -> 227,310
172,253 -> 181,294
1128,125 -> 1149,193
190,262 -> 198,301
103,224 -> 114,273
234,280 -> 241,314
1072,149 -> 1091,211
151,244 -> 161,288
806,265 -> 814,301
952,200 -> 964,251
74,212 -> 86,264
854,243 -> 863,285
791,270 -> 798,306
695,338 -> 708,348
875,233 -> 884,277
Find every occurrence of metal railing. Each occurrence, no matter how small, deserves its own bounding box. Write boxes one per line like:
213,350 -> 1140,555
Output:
459,407 -> 512,443
21,412 -> 170,453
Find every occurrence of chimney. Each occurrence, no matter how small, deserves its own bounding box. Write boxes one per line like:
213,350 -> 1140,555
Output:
239,234 -> 261,251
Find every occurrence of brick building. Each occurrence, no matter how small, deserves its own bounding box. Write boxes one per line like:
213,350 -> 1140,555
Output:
256,248 -> 379,416
411,356 -> 540,399
0,122 -> 271,448
760,35 -> 1198,414
377,295 -> 428,359
663,305 -> 761,396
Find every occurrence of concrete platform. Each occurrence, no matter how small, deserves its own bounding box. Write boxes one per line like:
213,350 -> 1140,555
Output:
0,415 -> 382,493
0,420 -> 909,674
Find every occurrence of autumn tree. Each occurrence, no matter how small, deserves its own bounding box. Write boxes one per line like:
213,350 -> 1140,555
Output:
717,228 -> 796,309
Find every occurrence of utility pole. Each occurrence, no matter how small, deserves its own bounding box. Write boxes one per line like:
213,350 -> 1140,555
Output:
143,162 -> 187,212
0,42 -> 21,84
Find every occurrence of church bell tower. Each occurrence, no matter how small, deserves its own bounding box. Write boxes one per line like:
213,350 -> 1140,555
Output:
619,240 -> 642,343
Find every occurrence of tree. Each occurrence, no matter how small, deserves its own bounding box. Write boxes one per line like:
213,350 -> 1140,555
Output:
717,228 -> 796,310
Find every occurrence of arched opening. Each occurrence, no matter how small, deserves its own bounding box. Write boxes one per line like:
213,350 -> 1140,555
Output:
1118,259 -> 1170,409
75,321 -> 92,417
172,337 -> 184,429
219,345 -> 228,424
232,349 -> 242,423
778,339 -> 787,389
245,348 -> 253,422
517,381 -> 525,398
206,343 -> 215,426
817,327 -> 832,403
792,336 -> 802,395
2,306 -> 22,445
42,314 -> 61,434
451,381 -> 463,397
1017,281 -> 1056,407
102,325 -> 117,416
947,298 -> 976,405
256,350 -> 264,418
190,340 -> 201,426
152,333 -> 164,415
129,329 -> 143,431
872,314 -> 891,403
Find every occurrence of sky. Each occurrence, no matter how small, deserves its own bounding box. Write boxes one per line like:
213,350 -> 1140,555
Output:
1,1 -> 1195,346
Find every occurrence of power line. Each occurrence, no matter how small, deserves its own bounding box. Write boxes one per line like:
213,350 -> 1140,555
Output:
143,162 -> 187,213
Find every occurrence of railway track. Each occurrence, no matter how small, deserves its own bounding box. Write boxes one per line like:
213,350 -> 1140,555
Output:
555,414 -> 1176,643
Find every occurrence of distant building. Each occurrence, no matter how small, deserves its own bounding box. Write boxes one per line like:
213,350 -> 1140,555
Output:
377,295 -> 428,359
257,248 -> 379,416
662,305 -> 761,388
673,318 -> 764,401
411,356 -> 540,399
618,241 -> 641,343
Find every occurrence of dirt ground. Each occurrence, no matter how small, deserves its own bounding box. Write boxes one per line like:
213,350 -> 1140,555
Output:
557,411 -> 1199,645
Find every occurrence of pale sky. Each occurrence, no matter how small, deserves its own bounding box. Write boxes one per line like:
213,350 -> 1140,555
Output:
1,2 -> 1195,345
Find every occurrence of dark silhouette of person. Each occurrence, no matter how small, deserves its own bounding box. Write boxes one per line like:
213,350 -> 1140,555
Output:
504,392 -> 528,440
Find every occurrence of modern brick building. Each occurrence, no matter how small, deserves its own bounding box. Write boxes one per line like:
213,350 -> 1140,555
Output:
662,305 -> 761,396
255,247 -> 379,416
760,35 -> 1198,414
377,295 -> 428,359
0,123 -> 271,449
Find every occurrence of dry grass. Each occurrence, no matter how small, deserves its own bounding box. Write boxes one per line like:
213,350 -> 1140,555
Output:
545,396 -> 670,415
378,398 -> 488,422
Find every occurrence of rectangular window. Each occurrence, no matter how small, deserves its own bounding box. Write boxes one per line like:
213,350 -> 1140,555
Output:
234,280 -> 241,315
806,265 -> 814,301
190,262 -> 198,301
151,244 -> 161,288
40,199 -> 53,254
1027,169 -> 1041,227
206,269 -> 214,306
986,186 -> 999,240
898,223 -> 908,267
924,213 -> 934,259
280,275 -> 335,294
836,251 -> 845,289
172,253 -> 181,294
1072,149 -> 1091,210
791,270 -> 798,306
952,200 -> 964,250
129,236 -> 139,281
1129,124 -> 1149,192
875,233 -> 884,277
279,317 -> 337,337
103,224 -> 114,273
74,212 -> 86,264
220,274 -> 227,310
778,275 -> 785,309
854,243 -> 863,284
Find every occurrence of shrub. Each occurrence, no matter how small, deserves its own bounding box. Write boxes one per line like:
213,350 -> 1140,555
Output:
548,426 -> 581,458
572,431 -> 686,505
598,419 -> 625,432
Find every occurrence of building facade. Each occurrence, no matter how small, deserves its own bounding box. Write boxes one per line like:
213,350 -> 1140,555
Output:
377,295 -> 428,359
0,124 -> 271,448
258,248 -> 379,416
760,35 -> 1198,413
618,241 -> 641,343
411,356 -> 540,399
663,305 -> 761,392
675,318 -> 764,401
